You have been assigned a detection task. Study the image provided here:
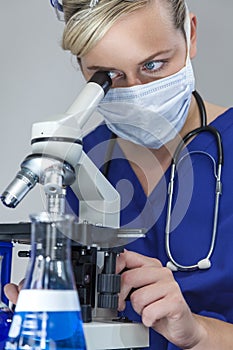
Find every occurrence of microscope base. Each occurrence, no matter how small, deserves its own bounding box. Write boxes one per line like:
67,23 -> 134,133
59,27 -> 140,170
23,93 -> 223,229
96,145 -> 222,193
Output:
83,320 -> 149,349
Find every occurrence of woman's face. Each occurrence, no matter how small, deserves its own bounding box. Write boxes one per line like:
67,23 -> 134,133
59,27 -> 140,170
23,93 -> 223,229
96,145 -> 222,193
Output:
80,1 -> 197,88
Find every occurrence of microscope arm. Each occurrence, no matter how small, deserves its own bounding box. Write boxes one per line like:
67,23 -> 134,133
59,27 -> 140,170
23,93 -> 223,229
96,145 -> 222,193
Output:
71,151 -> 120,228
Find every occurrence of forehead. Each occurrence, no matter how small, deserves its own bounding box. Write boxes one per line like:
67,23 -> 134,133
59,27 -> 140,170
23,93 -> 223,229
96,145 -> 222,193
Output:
81,1 -> 181,67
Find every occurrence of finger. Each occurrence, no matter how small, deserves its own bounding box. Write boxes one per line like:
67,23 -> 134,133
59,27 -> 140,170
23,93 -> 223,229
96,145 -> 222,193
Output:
141,291 -> 186,329
130,274 -> 177,316
142,298 -> 167,328
116,250 -> 161,274
4,283 -> 20,305
118,266 -> 172,309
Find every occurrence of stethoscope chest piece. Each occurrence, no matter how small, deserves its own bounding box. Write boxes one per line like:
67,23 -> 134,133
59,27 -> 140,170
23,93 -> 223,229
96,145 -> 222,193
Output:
166,258 -> 212,272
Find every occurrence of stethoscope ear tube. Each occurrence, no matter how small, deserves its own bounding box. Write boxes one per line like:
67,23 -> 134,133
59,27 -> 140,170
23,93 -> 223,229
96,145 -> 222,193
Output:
172,125 -> 223,168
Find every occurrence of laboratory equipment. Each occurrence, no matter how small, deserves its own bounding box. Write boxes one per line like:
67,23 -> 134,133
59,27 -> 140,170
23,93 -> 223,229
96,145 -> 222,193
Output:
5,212 -> 87,350
0,254 -> 13,350
0,70 -> 149,349
0,222 -> 149,350
1,71 -> 119,227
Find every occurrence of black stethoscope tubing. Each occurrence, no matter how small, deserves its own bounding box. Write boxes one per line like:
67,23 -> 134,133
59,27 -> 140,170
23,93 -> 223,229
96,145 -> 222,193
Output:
172,91 -> 223,166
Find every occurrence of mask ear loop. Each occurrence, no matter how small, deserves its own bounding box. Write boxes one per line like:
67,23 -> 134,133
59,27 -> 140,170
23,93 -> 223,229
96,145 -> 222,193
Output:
183,4 -> 196,94
183,3 -> 191,64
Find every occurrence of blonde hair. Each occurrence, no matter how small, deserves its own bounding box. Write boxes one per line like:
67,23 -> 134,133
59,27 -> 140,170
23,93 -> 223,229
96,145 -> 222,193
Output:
62,0 -> 186,57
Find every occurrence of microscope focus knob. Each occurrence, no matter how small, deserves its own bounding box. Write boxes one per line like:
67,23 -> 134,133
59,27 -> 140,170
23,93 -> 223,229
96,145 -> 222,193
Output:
98,293 -> 119,309
97,274 -> 121,309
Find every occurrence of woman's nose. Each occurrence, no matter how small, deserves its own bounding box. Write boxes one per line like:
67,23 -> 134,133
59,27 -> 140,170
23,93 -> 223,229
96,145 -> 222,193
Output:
125,74 -> 143,87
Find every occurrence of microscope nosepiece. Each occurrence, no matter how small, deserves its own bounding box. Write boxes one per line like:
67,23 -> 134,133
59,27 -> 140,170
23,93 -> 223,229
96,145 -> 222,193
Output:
1,168 -> 38,208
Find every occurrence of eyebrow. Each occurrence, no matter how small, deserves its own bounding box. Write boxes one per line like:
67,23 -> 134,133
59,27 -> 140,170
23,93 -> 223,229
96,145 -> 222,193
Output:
86,49 -> 174,71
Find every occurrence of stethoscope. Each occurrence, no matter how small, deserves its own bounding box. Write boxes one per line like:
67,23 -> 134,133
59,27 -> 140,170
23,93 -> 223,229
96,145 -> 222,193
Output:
102,91 -> 223,272
165,91 -> 223,272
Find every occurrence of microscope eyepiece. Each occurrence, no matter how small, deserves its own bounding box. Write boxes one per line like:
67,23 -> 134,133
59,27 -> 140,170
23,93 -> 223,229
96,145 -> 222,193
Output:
88,71 -> 112,94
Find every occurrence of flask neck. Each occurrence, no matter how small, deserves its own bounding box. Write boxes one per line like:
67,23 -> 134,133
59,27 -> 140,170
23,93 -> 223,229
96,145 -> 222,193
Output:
23,214 -> 76,290
32,223 -> 71,260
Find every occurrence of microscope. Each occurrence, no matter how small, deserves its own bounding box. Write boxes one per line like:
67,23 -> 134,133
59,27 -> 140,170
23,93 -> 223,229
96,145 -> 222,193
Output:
0,71 -> 149,349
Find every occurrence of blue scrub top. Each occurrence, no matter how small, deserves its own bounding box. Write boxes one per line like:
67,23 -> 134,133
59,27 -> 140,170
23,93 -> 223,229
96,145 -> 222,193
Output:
67,108 -> 233,349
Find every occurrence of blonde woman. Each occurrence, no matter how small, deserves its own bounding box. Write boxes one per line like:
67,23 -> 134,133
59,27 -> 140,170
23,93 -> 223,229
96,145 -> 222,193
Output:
6,1 -> 233,349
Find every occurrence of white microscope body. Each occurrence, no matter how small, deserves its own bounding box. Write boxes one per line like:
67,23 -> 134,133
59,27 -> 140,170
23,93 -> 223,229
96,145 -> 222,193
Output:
1,72 -> 149,349
2,72 -> 120,228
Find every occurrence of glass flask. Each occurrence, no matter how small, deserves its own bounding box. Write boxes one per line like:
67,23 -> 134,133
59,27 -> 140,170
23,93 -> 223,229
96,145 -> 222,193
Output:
0,255 -> 13,350
5,212 -> 86,350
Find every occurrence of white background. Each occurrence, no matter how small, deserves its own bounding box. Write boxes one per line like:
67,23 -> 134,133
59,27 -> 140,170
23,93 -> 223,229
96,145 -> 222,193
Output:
1,0 -> 233,223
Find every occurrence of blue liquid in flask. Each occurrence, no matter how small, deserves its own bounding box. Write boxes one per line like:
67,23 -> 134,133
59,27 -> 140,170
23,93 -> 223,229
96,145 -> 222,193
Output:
5,310 -> 86,350
5,290 -> 86,350
5,214 -> 88,350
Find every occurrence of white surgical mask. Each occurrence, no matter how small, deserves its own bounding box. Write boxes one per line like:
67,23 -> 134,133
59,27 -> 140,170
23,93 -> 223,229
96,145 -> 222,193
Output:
97,4 -> 195,149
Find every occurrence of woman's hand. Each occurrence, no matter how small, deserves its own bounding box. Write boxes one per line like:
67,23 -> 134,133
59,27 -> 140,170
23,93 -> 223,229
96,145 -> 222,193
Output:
116,250 -> 205,349
4,279 -> 25,305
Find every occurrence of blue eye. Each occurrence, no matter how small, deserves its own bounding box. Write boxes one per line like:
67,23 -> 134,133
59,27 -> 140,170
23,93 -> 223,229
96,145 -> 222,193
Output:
144,60 -> 163,72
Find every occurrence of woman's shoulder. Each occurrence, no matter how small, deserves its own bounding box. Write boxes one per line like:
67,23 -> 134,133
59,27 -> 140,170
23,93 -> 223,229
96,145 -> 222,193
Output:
206,102 -> 232,124
205,101 -> 233,134
211,106 -> 233,132
209,107 -> 233,163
